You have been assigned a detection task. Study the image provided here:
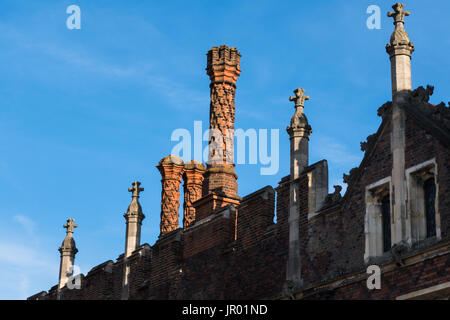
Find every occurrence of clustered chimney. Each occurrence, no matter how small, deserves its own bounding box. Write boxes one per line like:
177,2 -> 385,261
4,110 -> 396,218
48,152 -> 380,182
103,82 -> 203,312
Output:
157,155 -> 185,236
155,45 -> 242,233
157,157 -> 208,234
183,160 -> 206,228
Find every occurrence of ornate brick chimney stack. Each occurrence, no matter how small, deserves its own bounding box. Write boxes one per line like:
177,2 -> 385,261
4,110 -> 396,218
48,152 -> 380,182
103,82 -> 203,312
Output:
157,155 -> 184,236
203,45 -> 241,199
123,181 -> 145,257
285,88 -> 312,292
386,2 -> 415,101
58,218 -> 78,290
183,160 -> 206,228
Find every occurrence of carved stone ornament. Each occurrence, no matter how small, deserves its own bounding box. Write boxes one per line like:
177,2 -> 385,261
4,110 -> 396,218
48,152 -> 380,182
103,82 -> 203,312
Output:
287,88 -> 312,134
386,3 -> 415,55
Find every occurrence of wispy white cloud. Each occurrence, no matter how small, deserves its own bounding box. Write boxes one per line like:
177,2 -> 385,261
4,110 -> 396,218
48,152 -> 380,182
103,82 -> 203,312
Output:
0,21 -> 207,112
17,274 -> 30,300
310,136 -> 362,194
13,215 -> 35,236
145,74 -> 209,111
0,242 -> 55,269
0,241 -> 58,299
312,136 -> 362,166
0,214 -> 58,299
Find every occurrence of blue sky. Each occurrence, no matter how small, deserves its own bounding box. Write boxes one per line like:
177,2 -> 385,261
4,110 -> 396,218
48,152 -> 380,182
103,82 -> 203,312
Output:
0,0 -> 449,299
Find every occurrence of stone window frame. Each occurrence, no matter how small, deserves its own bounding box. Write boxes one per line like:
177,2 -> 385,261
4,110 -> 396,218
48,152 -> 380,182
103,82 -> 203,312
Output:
405,158 -> 441,245
364,176 -> 393,263
306,161 -> 328,221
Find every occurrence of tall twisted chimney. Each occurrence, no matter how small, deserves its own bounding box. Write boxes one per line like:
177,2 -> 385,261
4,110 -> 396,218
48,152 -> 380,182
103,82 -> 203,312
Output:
203,45 -> 241,199
183,160 -> 206,228
157,155 -> 184,236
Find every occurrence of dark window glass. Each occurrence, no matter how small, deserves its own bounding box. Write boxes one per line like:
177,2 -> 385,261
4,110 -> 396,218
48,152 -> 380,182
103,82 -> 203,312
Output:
424,178 -> 436,238
381,195 -> 391,253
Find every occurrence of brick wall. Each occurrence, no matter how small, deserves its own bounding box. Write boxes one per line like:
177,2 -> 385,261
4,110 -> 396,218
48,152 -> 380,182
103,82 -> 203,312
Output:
39,181 -> 290,300
28,100 -> 450,301
305,249 -> 450,299
148,230 -> 182,299
128,246 -> 152,300
237,186 -> 275,250
405,113 -> 450,239
296,117 -> 393,288
183,209 -> 235,258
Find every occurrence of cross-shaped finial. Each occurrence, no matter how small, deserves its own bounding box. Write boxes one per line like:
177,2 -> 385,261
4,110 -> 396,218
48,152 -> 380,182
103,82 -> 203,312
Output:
388,3 -> 410,25
63,218 -> 78,234
289,88 -> 309,109
128,181 -> 144,198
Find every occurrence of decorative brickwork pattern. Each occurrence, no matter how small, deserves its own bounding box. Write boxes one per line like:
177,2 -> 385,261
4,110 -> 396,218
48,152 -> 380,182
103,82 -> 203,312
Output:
183,161 -> 206,228
204,45 -> 241,198
157,156 -> 184,236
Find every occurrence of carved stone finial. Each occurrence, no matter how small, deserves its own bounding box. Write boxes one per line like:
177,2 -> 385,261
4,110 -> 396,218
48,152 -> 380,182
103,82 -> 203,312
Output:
386,3 -> 413,47
128,181 -> 144,198
125,181 -> 145,220
343,167 -> 359,185
63,218 -> 77,235
60,218 -> 78,253
59,219 -> 78,289
410,85 -> 434,104
332,185 -> 342,202
289,88 -> 309,109
360,133 -> 378,152
333,185 -> 342,194
124,181 -> 145,262
387,3 -> 410,25
377,102 -> 392,118
287,88 -> 312,134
